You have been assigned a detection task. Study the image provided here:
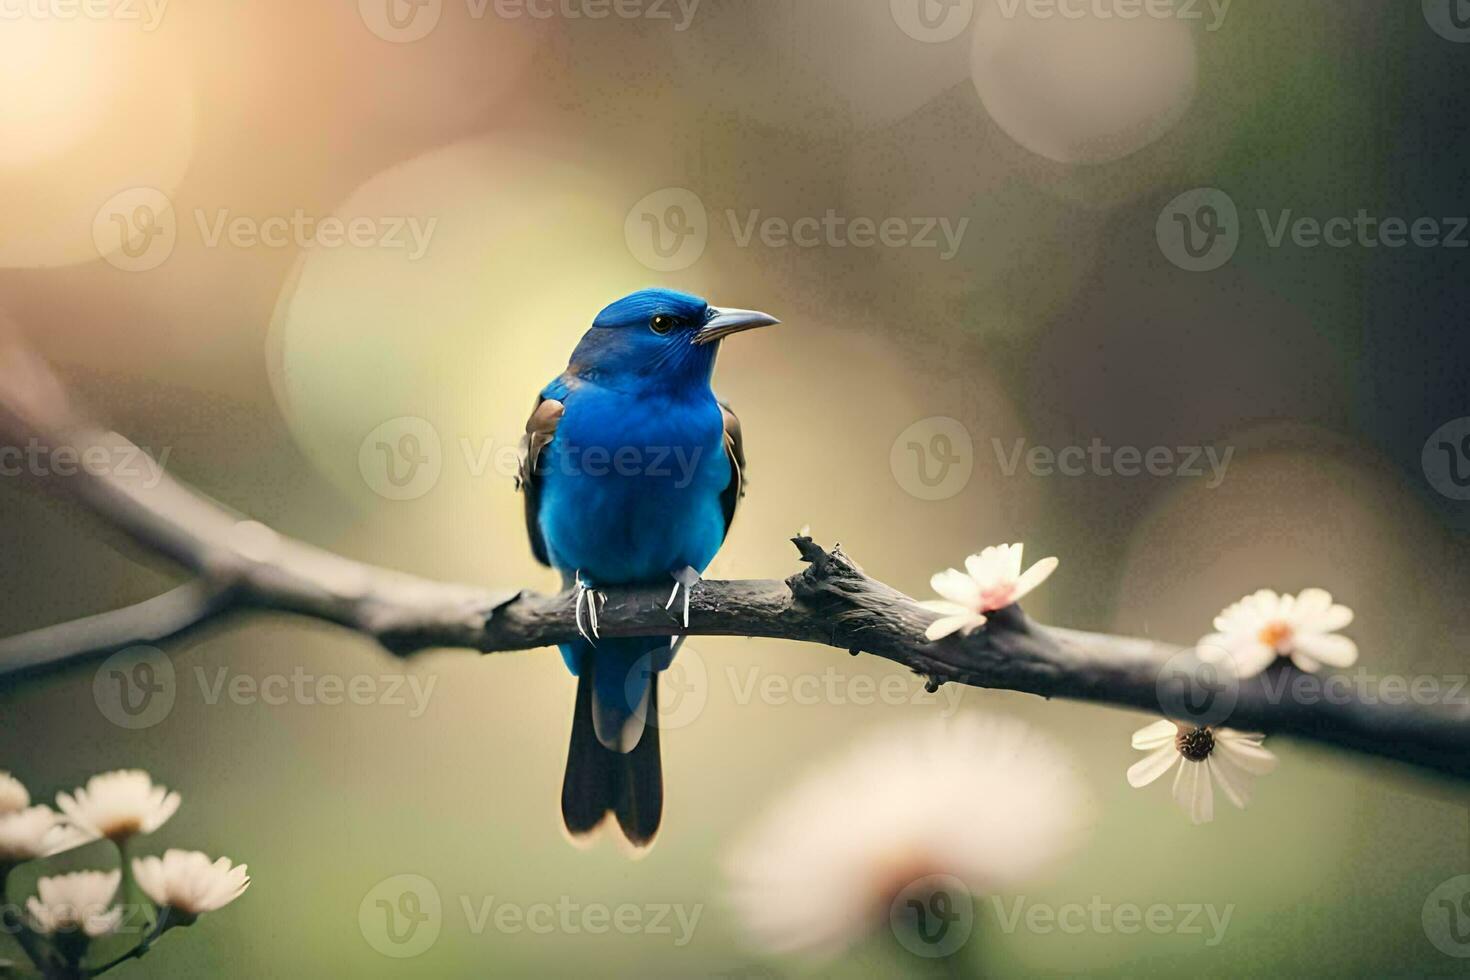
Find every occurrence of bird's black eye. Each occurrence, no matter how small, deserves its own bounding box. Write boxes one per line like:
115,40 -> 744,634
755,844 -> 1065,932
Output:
649,314 -> 678,335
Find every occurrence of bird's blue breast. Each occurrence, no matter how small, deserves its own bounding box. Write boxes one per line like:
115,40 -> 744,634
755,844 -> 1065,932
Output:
537,379 -> 730,586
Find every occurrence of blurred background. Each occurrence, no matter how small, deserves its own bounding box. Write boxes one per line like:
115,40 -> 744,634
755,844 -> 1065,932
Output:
2,0 -> 1468,975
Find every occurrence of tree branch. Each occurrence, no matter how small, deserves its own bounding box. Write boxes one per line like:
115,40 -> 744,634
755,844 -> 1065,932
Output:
0,582 -> 228,676
2,335 -> 1468,781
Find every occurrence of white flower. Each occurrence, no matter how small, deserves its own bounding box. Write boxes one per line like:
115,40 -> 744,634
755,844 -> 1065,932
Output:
25,870 -> 123,938
726,714 -> 1093,958
133,850 -> 250,917
1126,720 -> 1278,825
919,543 -> 1060,641
42,822 -> 95,857
0,772 -> 28,815
1199,588 -> 1357,677
0,806 -> 77,864
56,770 -> 180,843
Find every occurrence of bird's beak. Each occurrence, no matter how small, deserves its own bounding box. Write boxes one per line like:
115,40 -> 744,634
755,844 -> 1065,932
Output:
693,307 -> 780,345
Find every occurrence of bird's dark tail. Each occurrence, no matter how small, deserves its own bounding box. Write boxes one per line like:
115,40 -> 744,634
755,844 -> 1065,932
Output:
561,642 -> 664,849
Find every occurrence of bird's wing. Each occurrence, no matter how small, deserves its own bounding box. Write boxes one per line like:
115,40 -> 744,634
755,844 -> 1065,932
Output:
516,393 -> 565,567
718,399 -> 747,539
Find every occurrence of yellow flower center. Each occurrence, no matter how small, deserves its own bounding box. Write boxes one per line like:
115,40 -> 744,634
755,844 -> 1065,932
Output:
1258,620 -> 1293,652
101,816 -> 142,841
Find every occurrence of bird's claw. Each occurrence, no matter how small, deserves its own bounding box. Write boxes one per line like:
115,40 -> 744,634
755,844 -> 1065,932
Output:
665,566 -> 702,630
574,572 -> 606,643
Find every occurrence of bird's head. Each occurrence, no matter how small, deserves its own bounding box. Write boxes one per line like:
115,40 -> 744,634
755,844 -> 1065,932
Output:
567,288 -> 778,391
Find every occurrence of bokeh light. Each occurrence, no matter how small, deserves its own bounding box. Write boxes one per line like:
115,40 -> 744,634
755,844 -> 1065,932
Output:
0,23 -> 195,269
267,135 -> 639,526
0,20 -> 120,169
672,0 -> 973,133
970,0 -> 1197,164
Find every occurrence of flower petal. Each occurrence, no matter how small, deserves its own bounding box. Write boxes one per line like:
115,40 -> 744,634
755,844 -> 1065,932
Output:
1246,589 -> 1283,621
1215,734 -> 1278,775
1207,754 -> 1252,810
1227,640 -> 1279,678
1005,543 -> 1024,579
88,907 -> 124,938
54,791 -> 82,826
1173,760 -> 1214,824
1197,630 -> 1274,677
1012,557 -> 1059,604
1292,588 -> 1333,621
1127,745 -> 1178,788
1131,719 -> 1177,750
930,569 -> 979,606
1213,598 -> 1263,634
1289,650 -> 1322,673
1293,632 -> 1358,669
917,600 -> 970,617
925,614 -> 983,642
1314,604 -> 1354,632
159,791 -> 181,829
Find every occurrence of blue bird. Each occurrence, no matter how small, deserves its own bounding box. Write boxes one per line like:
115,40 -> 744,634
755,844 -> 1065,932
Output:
516,288 -> 778,848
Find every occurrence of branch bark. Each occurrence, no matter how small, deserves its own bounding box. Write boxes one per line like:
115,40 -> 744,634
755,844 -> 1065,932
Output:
3,335 -> 1468,781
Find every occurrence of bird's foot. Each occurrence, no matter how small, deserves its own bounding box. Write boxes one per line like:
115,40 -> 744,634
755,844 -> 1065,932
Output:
574,571 -> 607,643
664,566 -> 702,631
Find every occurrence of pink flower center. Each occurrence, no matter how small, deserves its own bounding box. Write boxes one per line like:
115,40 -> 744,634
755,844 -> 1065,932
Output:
978,582 -> 1017,611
